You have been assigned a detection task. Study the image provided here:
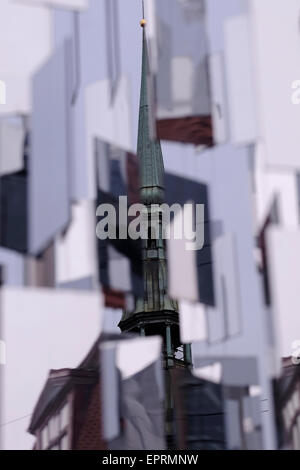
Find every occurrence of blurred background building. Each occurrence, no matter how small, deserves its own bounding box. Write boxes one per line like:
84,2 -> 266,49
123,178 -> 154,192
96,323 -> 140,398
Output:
1,0 -> 300,450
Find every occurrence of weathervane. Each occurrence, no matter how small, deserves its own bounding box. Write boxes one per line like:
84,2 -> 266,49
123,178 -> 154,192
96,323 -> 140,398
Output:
140,0 -> 147,27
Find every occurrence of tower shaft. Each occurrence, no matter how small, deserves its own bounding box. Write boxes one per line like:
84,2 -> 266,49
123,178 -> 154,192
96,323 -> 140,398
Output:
118,24 -> 192,368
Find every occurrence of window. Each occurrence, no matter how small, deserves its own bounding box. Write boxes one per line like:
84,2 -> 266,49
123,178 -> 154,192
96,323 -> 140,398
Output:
41,424 -> 49,449
292,423 -> 300,450
282,390 -> 300,449
60,434 -> 69,450
60,402 -> 69,430
293,391 -> 300,411
48,414 -> 60,441
40,401 -> 70,450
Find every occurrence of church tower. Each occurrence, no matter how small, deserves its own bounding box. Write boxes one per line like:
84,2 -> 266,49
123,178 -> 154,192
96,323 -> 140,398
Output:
118,19 -> 192,368
118,17 -> 192,447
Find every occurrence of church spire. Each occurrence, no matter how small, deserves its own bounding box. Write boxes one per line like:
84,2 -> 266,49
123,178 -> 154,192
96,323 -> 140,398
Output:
119,14 -> 192,449
118,18 -> 192,371
137,25 -> 165,206
119,18 -> 179,333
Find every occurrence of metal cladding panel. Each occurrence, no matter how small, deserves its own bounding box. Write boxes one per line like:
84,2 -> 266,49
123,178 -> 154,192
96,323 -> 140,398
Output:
29,40 -> 72,255
267,228 -> 300,362
0,0 -> 51,115
251,0 -> 300,169
153,0 -> 210,119
101,335 -> 165,450
224,15 -> 257,144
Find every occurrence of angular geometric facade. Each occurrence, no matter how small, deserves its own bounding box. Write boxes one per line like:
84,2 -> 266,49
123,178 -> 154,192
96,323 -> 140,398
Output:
1,0 -> 300,451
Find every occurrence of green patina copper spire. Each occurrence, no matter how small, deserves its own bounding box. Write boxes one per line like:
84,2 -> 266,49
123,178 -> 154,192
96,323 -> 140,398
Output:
119,22 -> 178,332
138,28 -> 165,206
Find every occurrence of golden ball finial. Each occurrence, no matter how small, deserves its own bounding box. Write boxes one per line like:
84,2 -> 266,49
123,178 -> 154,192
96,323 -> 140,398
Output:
140,19 -> 147,27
